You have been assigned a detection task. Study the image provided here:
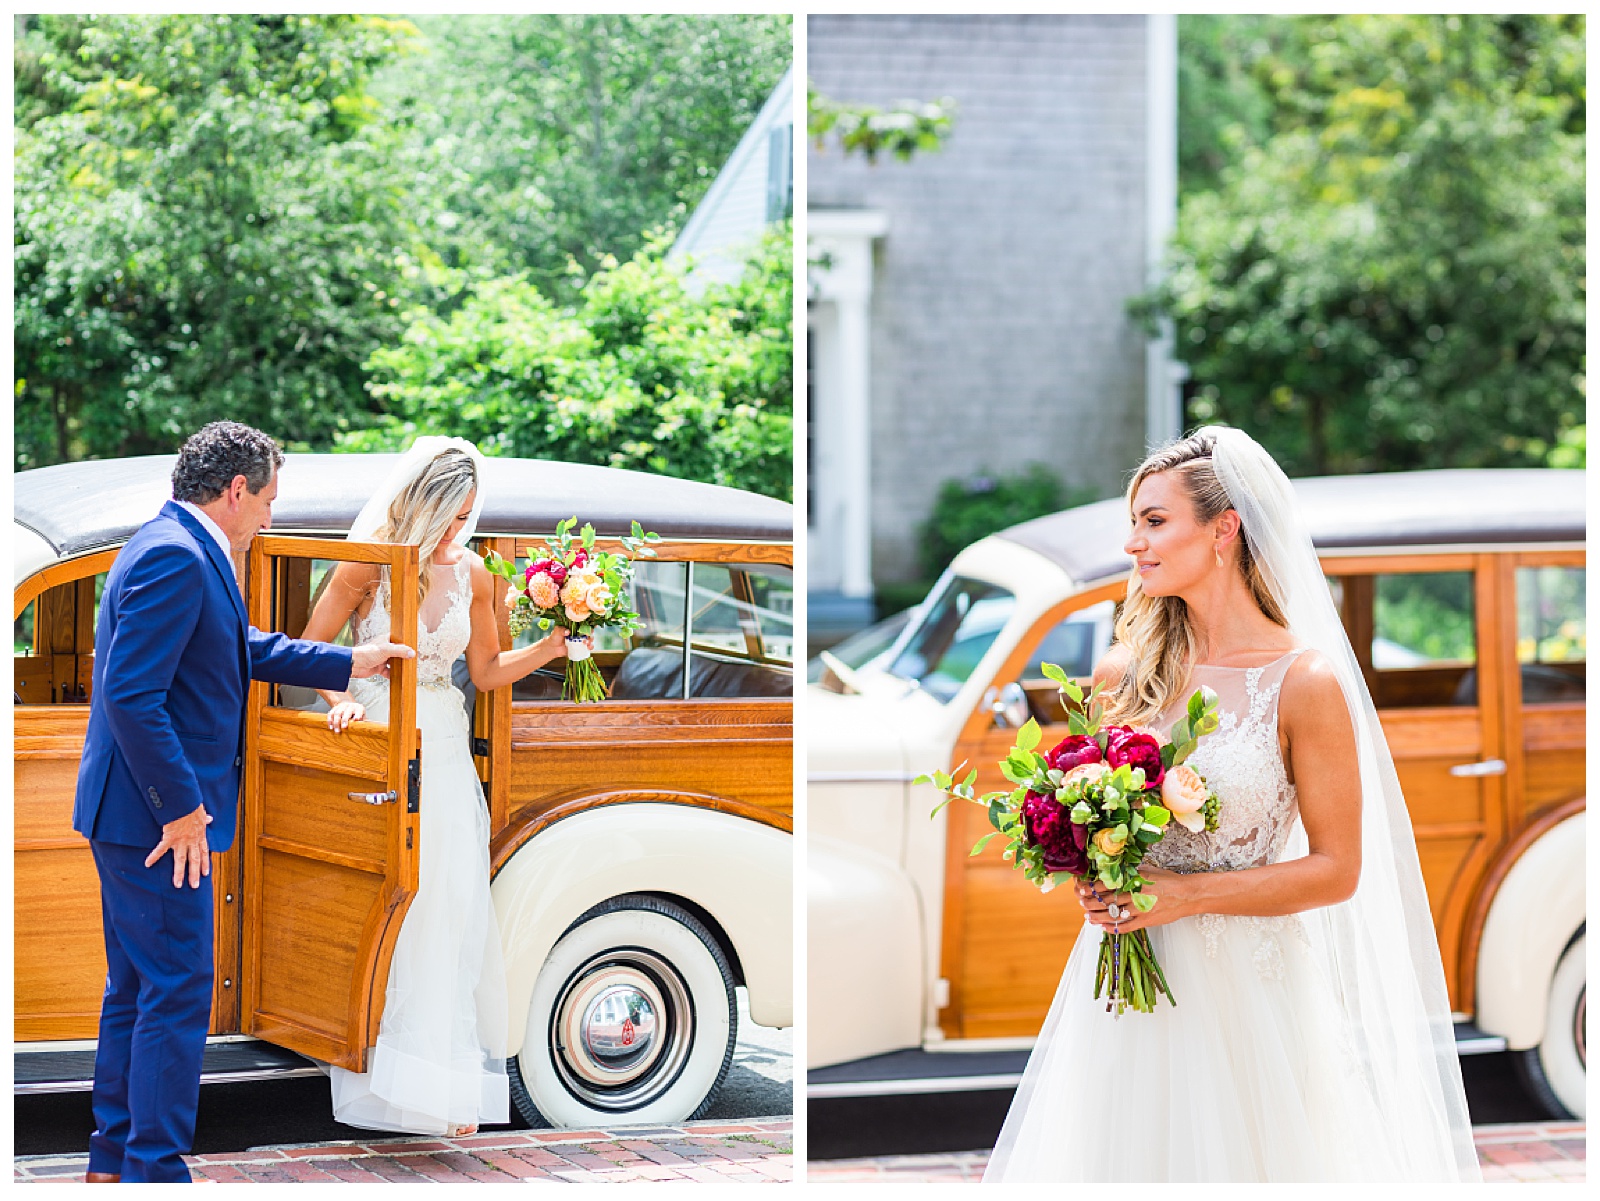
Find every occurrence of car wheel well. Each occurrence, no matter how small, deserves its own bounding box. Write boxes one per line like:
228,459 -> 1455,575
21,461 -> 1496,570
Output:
636,890 -> 746,989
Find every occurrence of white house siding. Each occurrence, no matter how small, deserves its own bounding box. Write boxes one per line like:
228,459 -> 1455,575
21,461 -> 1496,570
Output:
673,65 -> 794,288
808,15 -> 1156,588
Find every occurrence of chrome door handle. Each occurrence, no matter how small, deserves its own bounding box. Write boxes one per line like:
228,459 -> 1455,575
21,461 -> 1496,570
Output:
347,789 -> 399,805
1449,759 -> 1507,778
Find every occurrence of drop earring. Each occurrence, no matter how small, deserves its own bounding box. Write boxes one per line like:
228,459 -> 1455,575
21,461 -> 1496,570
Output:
1215,546 -> 1224,569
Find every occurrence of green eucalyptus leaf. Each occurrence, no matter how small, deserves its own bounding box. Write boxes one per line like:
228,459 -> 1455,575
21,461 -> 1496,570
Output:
1015,718 -> 1042,753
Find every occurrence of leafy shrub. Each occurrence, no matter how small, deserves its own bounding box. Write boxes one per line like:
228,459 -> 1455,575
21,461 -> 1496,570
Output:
917,464 -> 1095,581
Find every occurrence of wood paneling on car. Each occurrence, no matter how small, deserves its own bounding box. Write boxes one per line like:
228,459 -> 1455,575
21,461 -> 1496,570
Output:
506,700 -> 792,822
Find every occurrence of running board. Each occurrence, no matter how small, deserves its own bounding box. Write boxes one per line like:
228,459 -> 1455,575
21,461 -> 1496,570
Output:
808,1022 -> 1508,1100
15,1039 -> 320,1095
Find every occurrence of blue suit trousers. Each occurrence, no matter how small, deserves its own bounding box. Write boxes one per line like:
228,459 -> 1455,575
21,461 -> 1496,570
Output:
87,840 -> 214,1183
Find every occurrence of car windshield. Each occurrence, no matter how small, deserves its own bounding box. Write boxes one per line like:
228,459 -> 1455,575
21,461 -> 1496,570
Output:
887,576 -> 1016,703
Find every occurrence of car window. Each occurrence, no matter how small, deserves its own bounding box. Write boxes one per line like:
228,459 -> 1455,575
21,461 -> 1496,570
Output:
513,556 -> 794,701
15,571 -> 109,706
1515,565 -> 1585,702
888,576 -> 1016,704
1330,570 -> 1477,708
1019,600 -> 1115,681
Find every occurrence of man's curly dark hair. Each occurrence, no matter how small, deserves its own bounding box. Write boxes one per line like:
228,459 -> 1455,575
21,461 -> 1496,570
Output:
171,421 -> 285,504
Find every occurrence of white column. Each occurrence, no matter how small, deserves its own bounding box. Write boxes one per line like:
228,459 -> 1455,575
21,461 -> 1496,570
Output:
810,210 -> 888,603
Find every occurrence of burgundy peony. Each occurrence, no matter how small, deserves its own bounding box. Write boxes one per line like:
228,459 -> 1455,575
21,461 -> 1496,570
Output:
1021,791 -> 1091,876
1046,734 -> 1103,774
1105,727 -> 1164,788
570,549 -> 589,569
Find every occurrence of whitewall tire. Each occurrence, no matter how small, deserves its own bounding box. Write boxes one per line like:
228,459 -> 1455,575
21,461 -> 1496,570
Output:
1517,930 -> 1586,1119
509,894 -> 737,1128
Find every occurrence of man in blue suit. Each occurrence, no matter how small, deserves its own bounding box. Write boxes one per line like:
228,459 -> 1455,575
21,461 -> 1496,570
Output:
73,422 -> 414,1183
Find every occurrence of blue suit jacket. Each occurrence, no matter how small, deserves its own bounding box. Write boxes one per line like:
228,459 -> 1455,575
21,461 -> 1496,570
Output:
72,502 -> 354,854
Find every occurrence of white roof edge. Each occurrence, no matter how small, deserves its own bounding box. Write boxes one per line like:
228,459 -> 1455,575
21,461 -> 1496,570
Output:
15,523 -> 59,590
671,63 -> 795,259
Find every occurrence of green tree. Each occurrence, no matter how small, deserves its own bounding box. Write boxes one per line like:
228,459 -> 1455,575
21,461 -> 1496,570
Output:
807,81 -> 956,163
371,14 -> 792,298
1150,15 -> 1584,475
14,14 -> 419,467
346,223 -> 793,500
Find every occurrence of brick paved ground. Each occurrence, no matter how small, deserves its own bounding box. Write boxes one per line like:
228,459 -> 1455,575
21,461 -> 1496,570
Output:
13,1117 -> 793,1183
804,1122 -> 1586,1184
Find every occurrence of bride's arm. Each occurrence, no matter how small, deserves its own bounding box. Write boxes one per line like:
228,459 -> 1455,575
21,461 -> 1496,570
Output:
301,561 -> 380,713
1082,650 -> 1363,931
463,556 -> 571,692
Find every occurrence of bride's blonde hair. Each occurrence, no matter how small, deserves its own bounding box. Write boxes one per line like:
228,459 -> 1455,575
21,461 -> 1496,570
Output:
373,448 -> 478,611
1102,430 -> 1287,727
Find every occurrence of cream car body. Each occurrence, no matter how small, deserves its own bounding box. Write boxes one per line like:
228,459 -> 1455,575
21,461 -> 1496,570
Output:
494,801 -> 794,1053
807,537 -> 1085,1068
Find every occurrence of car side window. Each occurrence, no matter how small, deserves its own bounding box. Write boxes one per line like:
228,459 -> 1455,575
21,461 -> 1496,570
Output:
15,570 -> 109,706
511,556 -> 794,701
1329,570 -> 1477,707
1515,566 -> 1585,702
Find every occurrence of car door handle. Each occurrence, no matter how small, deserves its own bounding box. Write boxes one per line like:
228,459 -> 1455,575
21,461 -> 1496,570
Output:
1449,759 -> 1507,778
347,790 -> 399,805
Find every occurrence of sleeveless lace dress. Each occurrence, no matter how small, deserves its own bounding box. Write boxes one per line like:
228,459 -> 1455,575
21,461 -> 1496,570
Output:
985,649 -> 1405,1182
327,553 -> 510,1134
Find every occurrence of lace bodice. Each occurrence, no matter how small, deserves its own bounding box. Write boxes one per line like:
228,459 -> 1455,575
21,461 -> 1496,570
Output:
352,552 -> 474,691
1146,648 -> 1307,874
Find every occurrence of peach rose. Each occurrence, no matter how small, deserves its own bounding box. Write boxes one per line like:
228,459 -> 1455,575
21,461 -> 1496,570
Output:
1092,827 -> 1128,856
584,582 -> 612,615
564,601 -> 592,625
528,574 -> 561,609
560,575 -> 588,606
1161,763 -> 1208,833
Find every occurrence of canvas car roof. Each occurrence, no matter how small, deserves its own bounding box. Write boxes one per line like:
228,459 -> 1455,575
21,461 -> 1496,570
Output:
15,453 -> 793,561
996,469 -> 1585,586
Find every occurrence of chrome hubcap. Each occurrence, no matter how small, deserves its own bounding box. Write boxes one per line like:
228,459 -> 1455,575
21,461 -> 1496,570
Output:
551,950 -> 693,1111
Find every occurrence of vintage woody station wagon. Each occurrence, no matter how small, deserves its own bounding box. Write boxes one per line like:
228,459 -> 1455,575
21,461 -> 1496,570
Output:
808,469 -> 1584,1119
16,453 -> 793,1127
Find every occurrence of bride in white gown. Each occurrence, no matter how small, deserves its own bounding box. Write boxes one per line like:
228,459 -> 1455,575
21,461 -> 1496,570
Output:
301,438 -> 574,1136
984,427 -> 1479,1182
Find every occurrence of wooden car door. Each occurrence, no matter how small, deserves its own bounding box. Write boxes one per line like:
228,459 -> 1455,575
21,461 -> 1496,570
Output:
240,535 -> 420,1071
940,582 -> 1122,1040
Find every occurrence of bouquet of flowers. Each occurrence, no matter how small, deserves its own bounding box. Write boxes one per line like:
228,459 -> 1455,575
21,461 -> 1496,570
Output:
485,518 -> 659,703
920,665 -> 1222,1015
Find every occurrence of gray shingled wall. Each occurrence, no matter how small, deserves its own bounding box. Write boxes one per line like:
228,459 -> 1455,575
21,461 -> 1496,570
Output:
809,14 -> 1151,584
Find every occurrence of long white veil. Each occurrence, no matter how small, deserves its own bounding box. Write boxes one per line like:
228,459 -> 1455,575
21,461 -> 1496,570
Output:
347,435 -> 487,547
1205,425 -> 1479,1180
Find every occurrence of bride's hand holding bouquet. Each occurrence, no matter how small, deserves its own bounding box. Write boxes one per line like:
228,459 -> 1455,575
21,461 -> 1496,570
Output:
485,518 -> 659,703
919,666 -> 1223,1015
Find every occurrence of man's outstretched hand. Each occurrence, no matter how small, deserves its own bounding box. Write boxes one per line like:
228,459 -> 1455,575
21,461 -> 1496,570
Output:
351,640 -> 416,680
146,806 -> 214,889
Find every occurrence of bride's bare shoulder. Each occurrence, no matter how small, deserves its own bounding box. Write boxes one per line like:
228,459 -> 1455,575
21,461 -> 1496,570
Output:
1280,650 -> 1354,742
1091,642 -> 1134,691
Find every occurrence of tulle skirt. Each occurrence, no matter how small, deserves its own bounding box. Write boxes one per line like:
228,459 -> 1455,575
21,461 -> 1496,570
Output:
328,682 -> 510,1134
984,912 -> 1452,1182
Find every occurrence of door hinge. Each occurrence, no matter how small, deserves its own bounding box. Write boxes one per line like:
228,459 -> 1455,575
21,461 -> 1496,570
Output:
407,750 -> 421,813
472,737 -> 490,758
